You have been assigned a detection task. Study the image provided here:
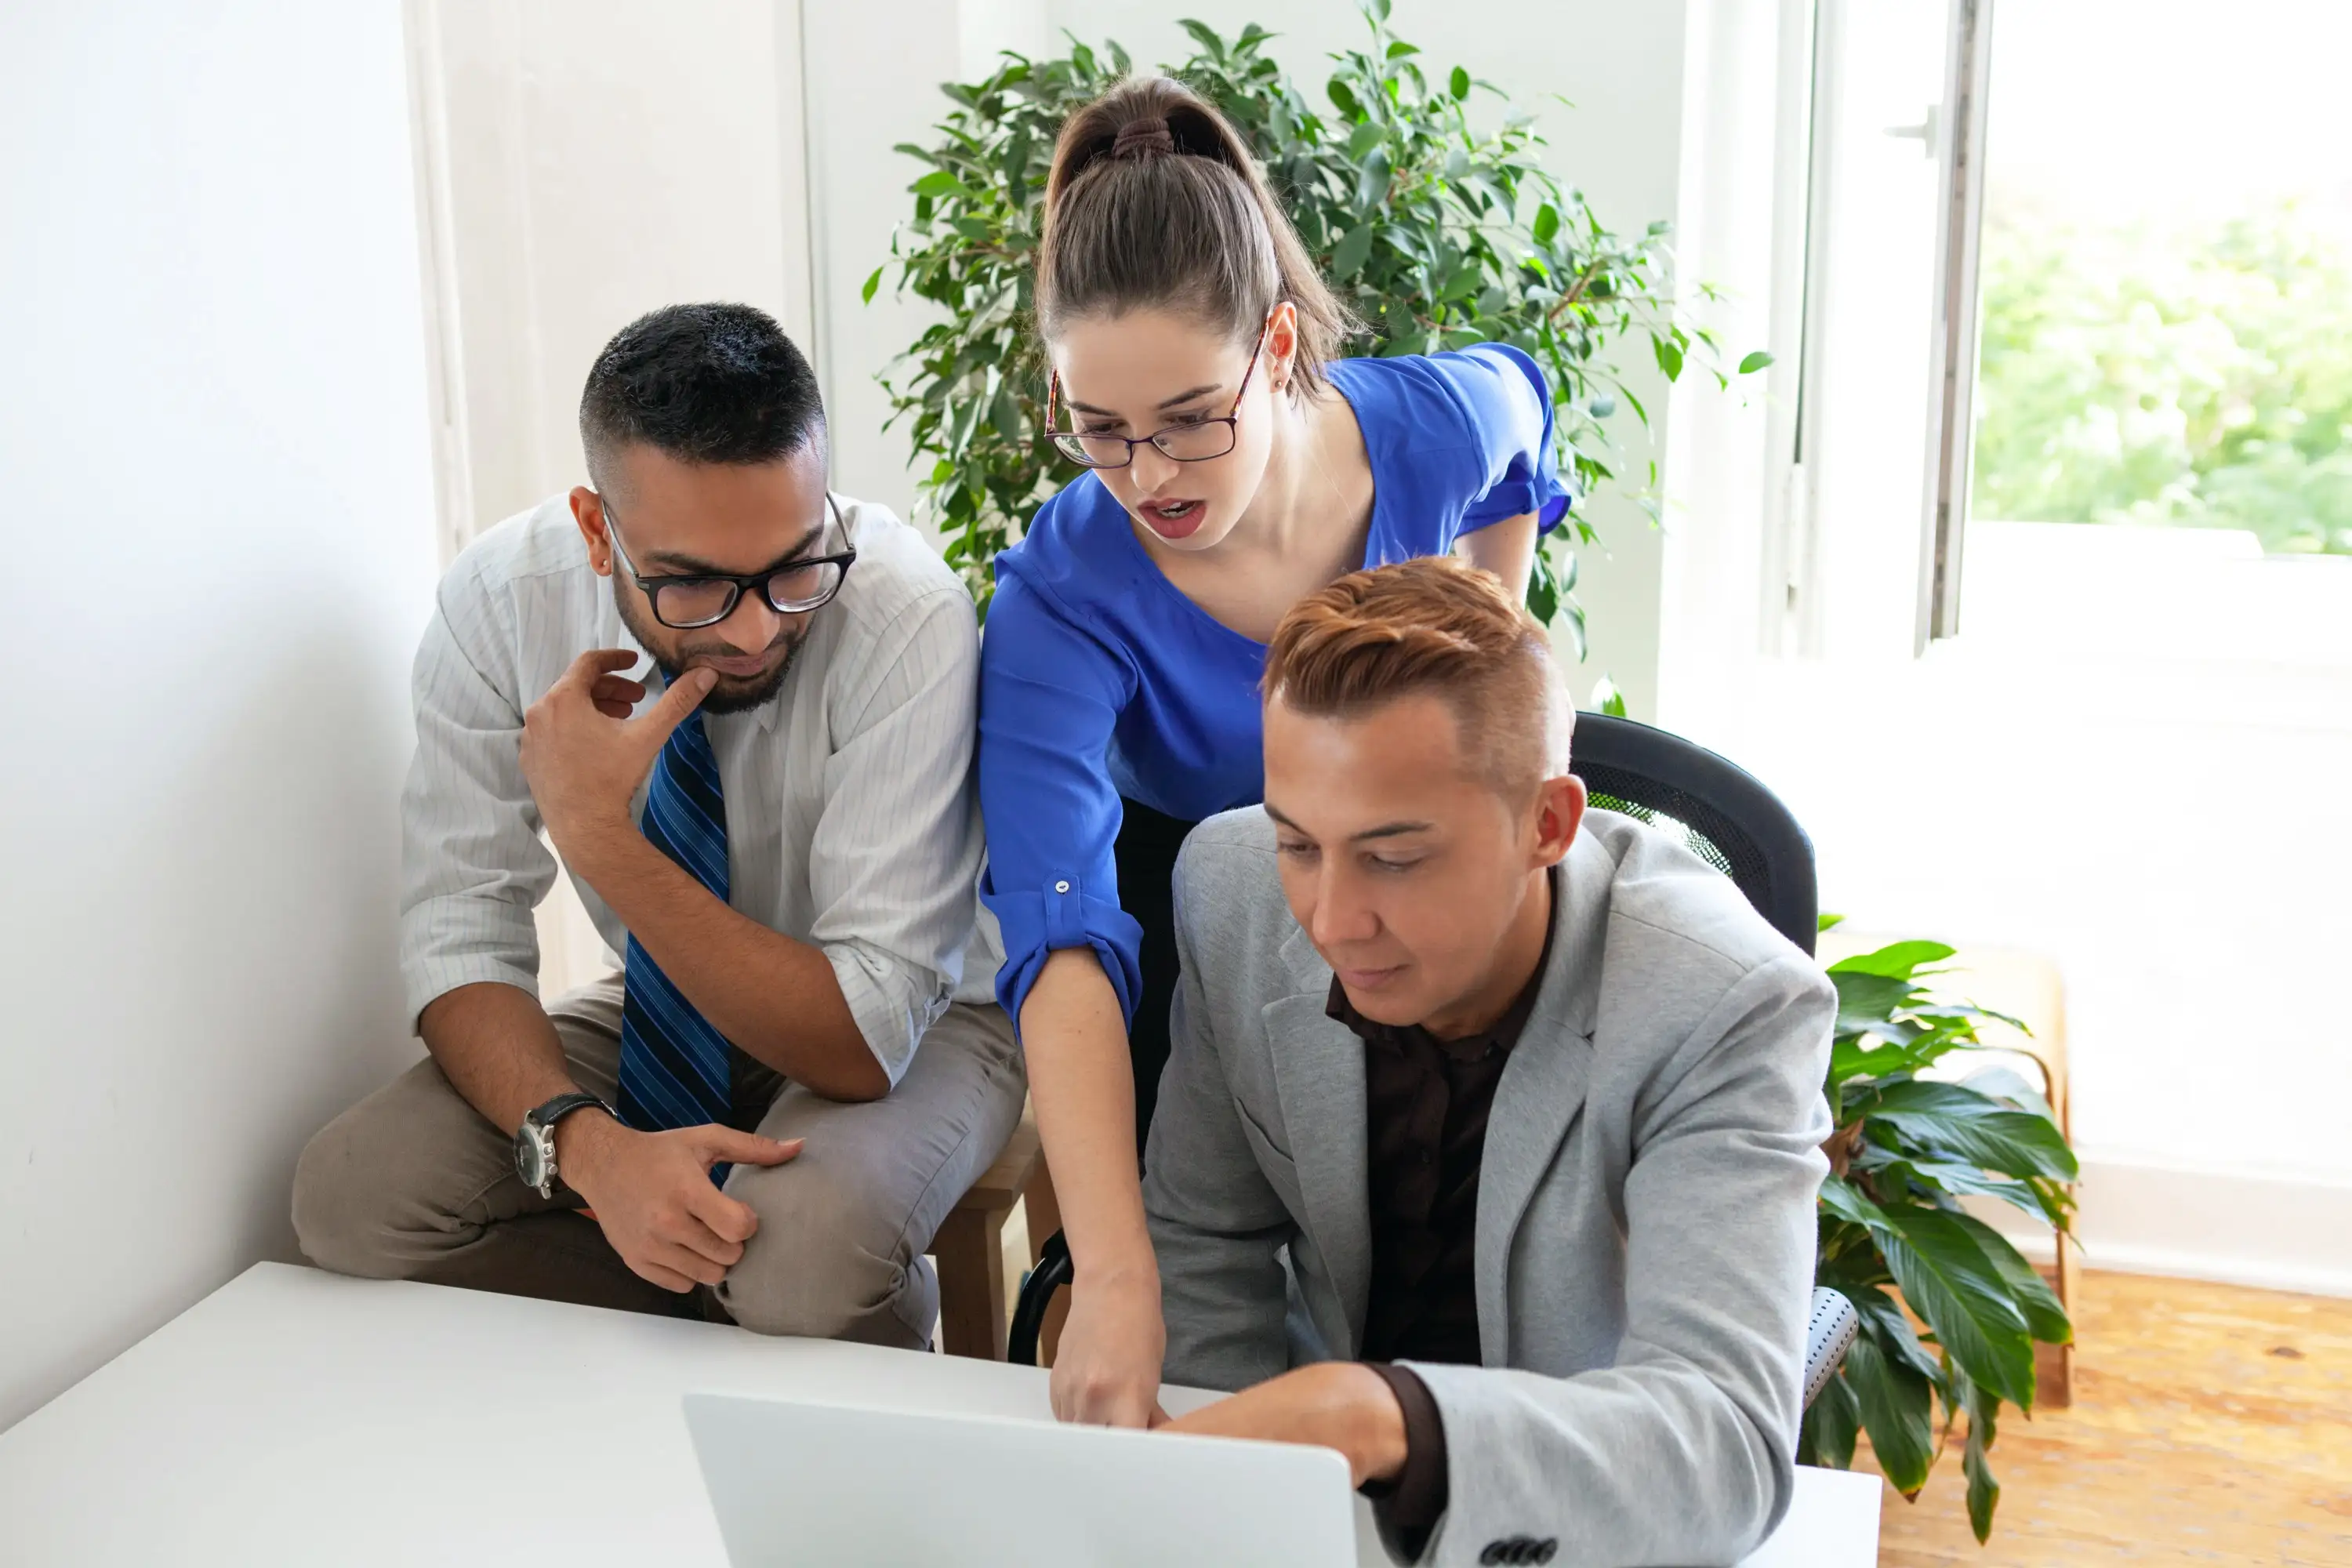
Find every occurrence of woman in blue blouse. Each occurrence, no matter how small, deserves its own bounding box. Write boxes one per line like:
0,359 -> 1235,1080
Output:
980,76 -> 1573,1426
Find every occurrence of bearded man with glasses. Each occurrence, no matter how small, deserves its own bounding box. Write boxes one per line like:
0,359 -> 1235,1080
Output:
292,303 -> 1024,1346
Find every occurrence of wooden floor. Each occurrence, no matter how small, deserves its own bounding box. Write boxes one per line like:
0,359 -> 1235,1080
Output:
1864,1270 -> 2352,1566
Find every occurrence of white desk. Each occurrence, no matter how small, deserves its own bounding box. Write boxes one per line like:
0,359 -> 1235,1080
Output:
0,1264 -> 1879,1566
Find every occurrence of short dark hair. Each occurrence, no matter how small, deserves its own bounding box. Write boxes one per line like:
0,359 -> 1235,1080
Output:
578,303 -> 824,488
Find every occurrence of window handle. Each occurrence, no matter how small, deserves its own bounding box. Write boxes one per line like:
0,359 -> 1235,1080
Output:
1884,104 -> 1941,159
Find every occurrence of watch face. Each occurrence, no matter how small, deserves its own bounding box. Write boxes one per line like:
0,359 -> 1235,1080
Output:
515,1125 -> 550,1189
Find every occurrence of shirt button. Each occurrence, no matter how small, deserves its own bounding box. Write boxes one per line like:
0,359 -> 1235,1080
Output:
1054,880 -> 1071,894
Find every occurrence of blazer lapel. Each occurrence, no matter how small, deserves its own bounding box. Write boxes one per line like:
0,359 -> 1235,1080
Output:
1263,927 -> 1372,1351
1475,833 -> 1612,1364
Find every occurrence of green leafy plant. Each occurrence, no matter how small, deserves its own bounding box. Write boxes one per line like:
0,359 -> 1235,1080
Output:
873,2 -> 1766,634
1804,922 -> 2078,1542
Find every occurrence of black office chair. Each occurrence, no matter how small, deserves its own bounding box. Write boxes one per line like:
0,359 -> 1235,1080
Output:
1008,713 -> 1857,1403
1567,711 -> 1819,957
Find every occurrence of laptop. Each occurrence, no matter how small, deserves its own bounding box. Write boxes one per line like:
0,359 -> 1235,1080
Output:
683,1392 -> 1363,1567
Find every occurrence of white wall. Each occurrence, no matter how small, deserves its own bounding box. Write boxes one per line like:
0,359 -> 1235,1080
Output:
409,0 -> 819,996
802,0 -> 1059,523
0,2 -> 442,1428
410,0 -> 817,543
1668,529 -> 2352,1294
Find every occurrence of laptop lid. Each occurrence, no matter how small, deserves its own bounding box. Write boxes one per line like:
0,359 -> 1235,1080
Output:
683,1392 -> 1361,1568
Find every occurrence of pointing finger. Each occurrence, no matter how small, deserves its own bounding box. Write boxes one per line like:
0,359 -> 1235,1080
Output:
700,1129 -> 802,1168
633,666 -> 718,746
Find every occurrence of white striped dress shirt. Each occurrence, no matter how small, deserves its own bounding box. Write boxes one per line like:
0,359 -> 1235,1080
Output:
398,492 -> 1001,1086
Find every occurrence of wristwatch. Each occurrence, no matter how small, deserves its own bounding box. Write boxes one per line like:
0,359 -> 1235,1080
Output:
514,1091 -> 618,1200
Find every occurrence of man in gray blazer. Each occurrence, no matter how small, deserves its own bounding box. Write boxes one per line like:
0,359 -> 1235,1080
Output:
1148,558 -> 1835,1567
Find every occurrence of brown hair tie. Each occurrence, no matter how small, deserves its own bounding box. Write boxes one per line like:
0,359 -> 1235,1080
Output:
1110,116 -> 1175,159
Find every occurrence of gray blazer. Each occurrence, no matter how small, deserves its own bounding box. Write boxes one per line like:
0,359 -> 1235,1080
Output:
1142,808 -> 1836,1568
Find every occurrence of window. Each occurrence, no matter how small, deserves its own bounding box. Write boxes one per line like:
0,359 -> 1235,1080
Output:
1945,0 -> 2352,648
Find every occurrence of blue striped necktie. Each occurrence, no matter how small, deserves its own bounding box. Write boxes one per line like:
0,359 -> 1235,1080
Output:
616,708 -> 735,1143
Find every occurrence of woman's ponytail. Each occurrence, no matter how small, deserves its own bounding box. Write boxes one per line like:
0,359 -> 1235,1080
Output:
1038,76 -> 1353,395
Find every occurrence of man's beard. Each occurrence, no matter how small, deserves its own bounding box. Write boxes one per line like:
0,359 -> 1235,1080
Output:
615,580 -> 805,715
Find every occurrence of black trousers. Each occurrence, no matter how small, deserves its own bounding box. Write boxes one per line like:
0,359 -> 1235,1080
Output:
1112,797 -> 1201,1161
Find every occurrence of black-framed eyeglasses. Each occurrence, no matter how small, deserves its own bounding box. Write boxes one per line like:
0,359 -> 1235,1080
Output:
1042,317 -> 1272,470
600,492 -> 857,630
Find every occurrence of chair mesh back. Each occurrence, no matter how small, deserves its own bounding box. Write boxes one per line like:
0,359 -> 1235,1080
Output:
1577,764 -> 1780,938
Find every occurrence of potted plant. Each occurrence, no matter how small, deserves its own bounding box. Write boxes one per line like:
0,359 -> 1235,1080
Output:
1806,923 -> 2078,1541
869,0 -> 1767,641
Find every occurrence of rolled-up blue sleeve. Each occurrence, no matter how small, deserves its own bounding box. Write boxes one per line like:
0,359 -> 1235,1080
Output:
978,566 -> 1147,1033
1444,343 -> 1575,535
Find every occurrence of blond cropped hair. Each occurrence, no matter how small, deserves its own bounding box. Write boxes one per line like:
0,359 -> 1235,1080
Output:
1261,556 -> 1572,797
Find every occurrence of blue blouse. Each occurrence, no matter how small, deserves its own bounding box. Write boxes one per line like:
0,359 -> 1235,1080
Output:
978,343 -> 1573,1028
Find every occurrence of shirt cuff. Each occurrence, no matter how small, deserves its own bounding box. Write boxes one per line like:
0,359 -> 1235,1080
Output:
979,870 -> 1145,1033
1359,1363 -> 1449,1562
825,940 -> 942,1088
402,957 -> 540,1035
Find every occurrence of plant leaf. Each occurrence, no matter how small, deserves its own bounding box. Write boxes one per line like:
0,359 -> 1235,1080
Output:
1828,969 -> 1918,1031
1177,18 -> 1226,58
1737,349 -> 1776,374
1961,1374 -> 2002,1543
1804,1369 -> 1861,1471
1817,1174 -> 1889,1229
1841,1279 -> 1951,1388
1450,65 -> 1471,100
861,264 -> 886,305
1843,1334 -> 1936,1497
1857,1080 -> 2079,1182
1827,940 -> 1957,980
1330,223 -> 1375,278
1947,1210 -> 2072,1345
1952,1065 -> 2058,1123
1878,1204 -> 2038,1410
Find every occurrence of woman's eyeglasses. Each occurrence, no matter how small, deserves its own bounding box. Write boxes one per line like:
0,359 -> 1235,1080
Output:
601,493 -> 857,630
1042,319 -> 1271,470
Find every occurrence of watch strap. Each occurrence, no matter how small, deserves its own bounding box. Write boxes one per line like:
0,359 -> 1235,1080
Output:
525,1091 -> 615,1133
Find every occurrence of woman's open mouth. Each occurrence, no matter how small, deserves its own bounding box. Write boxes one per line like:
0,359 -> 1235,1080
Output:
1138,497 -> 1206,540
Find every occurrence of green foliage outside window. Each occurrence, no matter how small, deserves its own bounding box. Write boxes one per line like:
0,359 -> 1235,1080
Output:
1972,202 -> 2352,554
869,1 -> 1767,638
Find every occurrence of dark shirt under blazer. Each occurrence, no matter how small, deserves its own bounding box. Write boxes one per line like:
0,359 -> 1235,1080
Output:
1329,866 -> 1559,1555
1142,809 -> 1836,1568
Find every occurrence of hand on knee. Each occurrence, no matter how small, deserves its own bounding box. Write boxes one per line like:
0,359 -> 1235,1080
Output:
564,1118 -> 803,1293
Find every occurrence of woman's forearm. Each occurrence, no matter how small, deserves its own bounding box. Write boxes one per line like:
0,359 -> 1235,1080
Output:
1021,947 -> 1158,1284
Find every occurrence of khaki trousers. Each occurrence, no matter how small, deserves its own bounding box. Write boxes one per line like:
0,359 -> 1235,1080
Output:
292,975 -> 1025,1349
